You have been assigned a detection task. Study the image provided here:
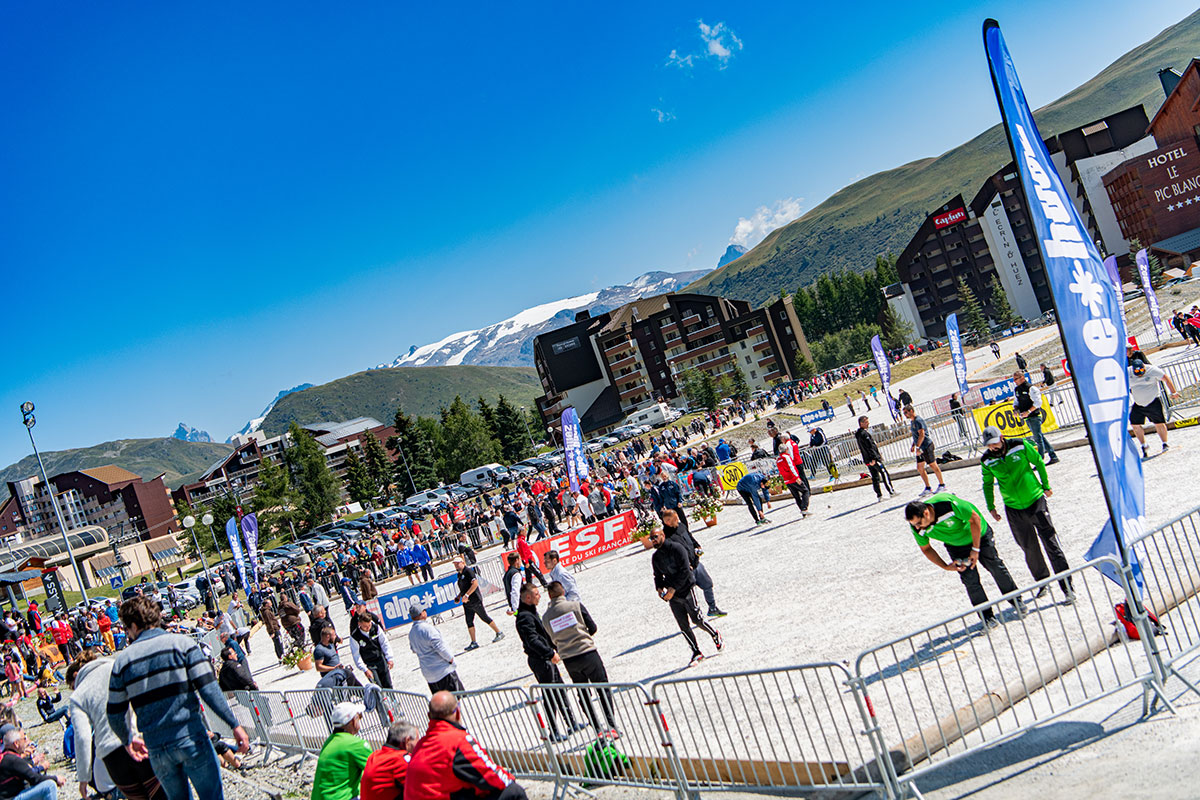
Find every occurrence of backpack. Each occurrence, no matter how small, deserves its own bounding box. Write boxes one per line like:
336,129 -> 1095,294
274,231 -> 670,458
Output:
727,442 -> 738,458
1114,602 -> 1167,641
936,451 -> 963,464
584,738 -> 631,780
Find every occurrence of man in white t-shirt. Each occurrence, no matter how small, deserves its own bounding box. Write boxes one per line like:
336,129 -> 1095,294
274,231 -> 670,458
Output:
1129,359 -> 1180,457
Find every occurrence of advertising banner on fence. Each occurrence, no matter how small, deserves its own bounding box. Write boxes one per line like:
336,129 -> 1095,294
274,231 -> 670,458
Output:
499,510 -> 636,572
224,517 -> 250,593
971,398 -> 1059,439
985,21 -> 1146,582
241,513 -> 260,586
1136,248 -> 1167,341
946,313 -> 970,398
377,575 -> 459,630
798,407 -> 835,426
717,462 -> 748,491
870,335 -> 895,417
561,406 -> 588,494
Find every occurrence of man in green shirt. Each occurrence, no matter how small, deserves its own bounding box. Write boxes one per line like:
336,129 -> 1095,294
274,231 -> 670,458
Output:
980,426 -> 1074,604
312,701 -> 373,800
905,492 -> 1026,628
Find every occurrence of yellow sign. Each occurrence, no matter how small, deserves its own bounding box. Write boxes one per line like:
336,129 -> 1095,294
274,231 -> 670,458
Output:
718,462 -> 748,491
971,397 -> 1058,438
1174,417 -> 1199,429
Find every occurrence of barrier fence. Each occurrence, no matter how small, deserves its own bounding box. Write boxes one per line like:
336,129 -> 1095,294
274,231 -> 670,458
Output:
226,504 -> 1200,799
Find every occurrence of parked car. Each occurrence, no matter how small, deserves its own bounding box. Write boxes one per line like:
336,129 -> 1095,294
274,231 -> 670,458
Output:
508,463 -> 537,477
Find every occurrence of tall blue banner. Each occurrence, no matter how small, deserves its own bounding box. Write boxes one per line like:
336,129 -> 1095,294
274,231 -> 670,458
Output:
224,517 -> 249,594
945,313 -> 970,399
870,335 -> 896,418
561,406 -> 588,494
1102,256 -> 1127,332
1136,249 -> 1167,341
240,513 -> 260,586
377,574 -> 460,629
985,20 -> 1146,583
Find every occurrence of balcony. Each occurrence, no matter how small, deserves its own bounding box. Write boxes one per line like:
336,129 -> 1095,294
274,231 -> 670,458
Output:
603,337 -> 634,355
693,352 -> 733,372
619,382 -> 648,400
752,339 -> 772,352
745,323 -> 765,336
608,352 -> 638,371
758,353 -> 776,367
687,321 -> 721,339
764,369 -> 784,382
681,313 -> 702,327
671,339 -> 726,364
661,319 -> 678,333
663,334 -> 682,346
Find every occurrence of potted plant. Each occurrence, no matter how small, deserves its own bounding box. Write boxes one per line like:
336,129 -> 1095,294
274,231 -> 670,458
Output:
695,496 -> 723,528
282,645 -> 314,671
766,474 -> 785,497
632,516 -> 660,550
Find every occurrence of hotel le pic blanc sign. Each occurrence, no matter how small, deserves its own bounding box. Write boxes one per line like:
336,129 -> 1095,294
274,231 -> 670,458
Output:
1141,141 -> 1200,237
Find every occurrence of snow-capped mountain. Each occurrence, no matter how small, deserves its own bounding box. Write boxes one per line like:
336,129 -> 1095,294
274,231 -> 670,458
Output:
378,269 -> 711,369
171,423 -> 212,443
227,383 -> 314,442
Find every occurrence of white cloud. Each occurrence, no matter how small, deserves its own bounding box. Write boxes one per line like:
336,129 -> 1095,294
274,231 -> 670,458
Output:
666,19 -> 743,70
729,198 -> 804,249
651,105 -> 676,123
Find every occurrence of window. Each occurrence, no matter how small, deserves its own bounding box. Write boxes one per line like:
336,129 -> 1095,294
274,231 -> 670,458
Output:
785,326 -> 792,334
740,341 -> 746,349
660,371 -> 667,379
751,371 -> 757,379
779,310 -> 787,319
654,355 -> 661,364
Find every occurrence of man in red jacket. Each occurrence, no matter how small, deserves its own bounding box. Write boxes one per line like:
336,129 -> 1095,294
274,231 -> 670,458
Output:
514,532 -> 547,588
774,431 -> 811,516
406,692 -> 527,800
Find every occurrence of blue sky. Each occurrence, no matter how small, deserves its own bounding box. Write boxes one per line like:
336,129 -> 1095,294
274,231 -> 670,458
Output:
1,0 -> 1195,466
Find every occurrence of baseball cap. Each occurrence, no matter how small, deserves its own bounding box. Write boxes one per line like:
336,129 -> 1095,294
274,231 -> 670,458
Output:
330,701 -> 365,727
1131,358 -> 1147,375
408,603 -> 424,620
980,426 -> 1003,447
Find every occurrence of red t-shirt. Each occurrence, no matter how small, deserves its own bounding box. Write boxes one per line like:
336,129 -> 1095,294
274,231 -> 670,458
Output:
97,615 -> 111,632
360,746 -> 409,800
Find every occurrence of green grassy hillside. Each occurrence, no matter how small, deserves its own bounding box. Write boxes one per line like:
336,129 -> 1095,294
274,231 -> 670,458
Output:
0,438 -> 235,499
688,10 -> 1200,305
259,365 -> 543,435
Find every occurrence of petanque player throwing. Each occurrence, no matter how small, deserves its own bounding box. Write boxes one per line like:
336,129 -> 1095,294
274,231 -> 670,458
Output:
905,493 -> 1027,629
979,426 -> 1075,604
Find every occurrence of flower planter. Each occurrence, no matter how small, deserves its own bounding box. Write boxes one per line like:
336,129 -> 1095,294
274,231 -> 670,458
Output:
704,516 -> 718,528
640,537 -> 653,550
297,655 -> 314,671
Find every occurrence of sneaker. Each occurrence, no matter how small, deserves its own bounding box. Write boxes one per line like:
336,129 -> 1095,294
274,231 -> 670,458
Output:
1064,589 -> 1077,605
1047,455 -> 1060,465
688,653 -> 706,668
493,631 -> 506,643
984,616 -> 1001,630
875,495 -> 884,504
935,484 -> 946,493
1034,585 -> 1050,599
714,631 -> 724,651
1142,445 -> 1149,459
707,609 -> 727,618
1162,443 -> 1170,453
802,511 -> 812,518
464,642 -> 480,651
888,489 -> 897,496
918,487 -> 933,497
1013,599 -> 1029,619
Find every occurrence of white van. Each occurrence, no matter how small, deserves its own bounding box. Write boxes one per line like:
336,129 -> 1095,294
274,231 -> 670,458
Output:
460,463 -> 506,488
623,402 -> 672,430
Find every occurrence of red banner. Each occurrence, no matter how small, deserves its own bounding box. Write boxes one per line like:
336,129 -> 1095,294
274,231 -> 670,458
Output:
933,207 -> 966,228
499,510 -> 636,572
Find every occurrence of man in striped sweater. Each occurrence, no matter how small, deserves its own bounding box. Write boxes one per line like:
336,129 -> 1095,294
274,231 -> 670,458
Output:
107,596 -> 249,800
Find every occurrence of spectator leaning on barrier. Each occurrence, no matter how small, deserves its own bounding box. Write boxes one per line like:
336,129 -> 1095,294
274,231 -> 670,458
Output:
360,721 -> 420,800
980,426 -> 1075,604
406,692 -> 527,800
408,605 -> 463,693
311,702 -> 373,800
106,596 -> 249,800
905,493 -> 1027,630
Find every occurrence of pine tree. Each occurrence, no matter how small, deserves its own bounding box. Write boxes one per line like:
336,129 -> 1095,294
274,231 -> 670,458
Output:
253,456 -> 301,541
438,396 -> 501,482
359,433 -> 393,500
494,394 -> 532,463
285,422 -> 341,531
1129,237 -> 1165,286
956,277 -> 990,339
728,364 -> 751,399
881,304 -> 915,349
387,410 -> 439,494
476,396 -> 499,440
343,449 -> 375,507
792,351 -> 816,380
988,275 -> 1018,328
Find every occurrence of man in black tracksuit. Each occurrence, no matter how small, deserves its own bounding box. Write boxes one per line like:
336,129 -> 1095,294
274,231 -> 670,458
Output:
515,583 -> 579,741
651,528 -> 722,667
854,416 -> 894,501
663,510 -> 725,617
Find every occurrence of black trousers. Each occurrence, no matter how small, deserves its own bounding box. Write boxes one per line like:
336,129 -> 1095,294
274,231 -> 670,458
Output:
363,656 -> 393,689
419,563 -> 434,582
945,531 -> 1019,621
868,463 -> 893,497
1006,496 -> 1072,592
464,601 -> 493,628
529,657 -> 577,735
785,481 -> 810,512
102,745 -> 166,800
668,587 -> 720,657
524,562 -> 548,587
428,671 -> 464,694
562,650 -> 616,732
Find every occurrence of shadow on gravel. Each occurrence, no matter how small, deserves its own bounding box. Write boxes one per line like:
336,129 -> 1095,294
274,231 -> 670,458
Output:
614,633 -> 677,657
906,719 -> 1107,796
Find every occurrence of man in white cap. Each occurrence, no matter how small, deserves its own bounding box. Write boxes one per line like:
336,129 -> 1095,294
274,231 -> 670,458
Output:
408,604 -> 464,693
311,701 -> 372,800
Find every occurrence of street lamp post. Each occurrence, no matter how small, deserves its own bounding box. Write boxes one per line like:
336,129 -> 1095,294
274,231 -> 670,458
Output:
395,442 -> 417,495
199,512 -> 221,561
20,403 -> 88,602
520,406 -> 536,448
182,513 -> 215,606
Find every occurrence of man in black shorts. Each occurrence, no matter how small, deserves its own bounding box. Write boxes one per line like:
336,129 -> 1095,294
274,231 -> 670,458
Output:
1129,358 -> 1181,458
905,404 -> 945,497
453,556 -> 505,651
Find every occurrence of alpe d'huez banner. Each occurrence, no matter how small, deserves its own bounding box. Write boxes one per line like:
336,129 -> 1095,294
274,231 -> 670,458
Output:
561,406 -> 589,493
984,20 -> 1146,590
946,313 -> 970,398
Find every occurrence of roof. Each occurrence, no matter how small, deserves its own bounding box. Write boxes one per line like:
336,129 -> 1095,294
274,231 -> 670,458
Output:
302,417 -> 384,447
1153,226 -> 1200,256
599,295 -> 674,335
1147,58 -> 1200,135
79,466 -> 141,486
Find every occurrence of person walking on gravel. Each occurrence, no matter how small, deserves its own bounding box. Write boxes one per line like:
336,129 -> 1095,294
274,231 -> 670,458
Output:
904,405 -> 945,496
1128,358 -> 1180,458
662,509 -> 726,617
650,527 -> 723,667
905,493 -> 1027,629
452,557 -> 505,651
979,426 -> 1074,603
855,416 -> 894,502
541,582 -> 617,737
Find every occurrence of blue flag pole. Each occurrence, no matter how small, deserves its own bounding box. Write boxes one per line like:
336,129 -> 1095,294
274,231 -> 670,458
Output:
983,20 -> 1147,581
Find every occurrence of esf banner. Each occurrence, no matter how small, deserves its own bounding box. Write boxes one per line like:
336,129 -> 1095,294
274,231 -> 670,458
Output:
499,510 -> 635,572
799,408 -> 834,426
971,398 -> 1058,439
378,574 -> 460,630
